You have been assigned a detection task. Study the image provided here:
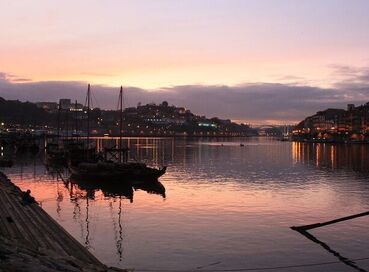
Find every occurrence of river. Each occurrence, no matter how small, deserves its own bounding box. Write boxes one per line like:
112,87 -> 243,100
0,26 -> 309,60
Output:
3,137 -> 369,272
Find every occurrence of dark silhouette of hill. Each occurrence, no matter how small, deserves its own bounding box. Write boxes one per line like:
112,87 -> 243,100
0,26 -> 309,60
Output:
0,97 -> 52,125
0,96 -> 256,136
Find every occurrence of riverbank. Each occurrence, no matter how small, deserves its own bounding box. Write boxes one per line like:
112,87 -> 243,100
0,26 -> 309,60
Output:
291,139 -> 369,144
0,171 -> 128,272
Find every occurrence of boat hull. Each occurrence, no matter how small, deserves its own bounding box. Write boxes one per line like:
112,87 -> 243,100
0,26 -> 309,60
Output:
69,162 -> 166,183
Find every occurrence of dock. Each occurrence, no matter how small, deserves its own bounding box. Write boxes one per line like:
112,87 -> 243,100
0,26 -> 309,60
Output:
0,171 -> 127,272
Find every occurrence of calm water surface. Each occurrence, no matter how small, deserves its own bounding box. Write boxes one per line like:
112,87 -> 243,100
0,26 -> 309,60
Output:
3,137 -> 369,272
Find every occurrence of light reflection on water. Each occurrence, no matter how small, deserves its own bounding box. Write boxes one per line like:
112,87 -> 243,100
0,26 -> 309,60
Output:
3,137 -> 369,271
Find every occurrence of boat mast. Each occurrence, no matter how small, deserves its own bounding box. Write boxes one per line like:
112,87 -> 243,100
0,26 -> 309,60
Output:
74,100 -> 78,138
57,100 -> 61,139
119,86 -> 123,162
87,84 -> 90,148
65,104 -> 69,140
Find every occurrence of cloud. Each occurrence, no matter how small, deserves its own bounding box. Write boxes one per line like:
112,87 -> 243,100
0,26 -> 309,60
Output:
330,64 -> 369,83
0,72 -> 32,83
330,65 -> 369,101
9,78 -> 32,83
0,73 -> 8,81
1,67 -> 369,124
156,84 -> 348,123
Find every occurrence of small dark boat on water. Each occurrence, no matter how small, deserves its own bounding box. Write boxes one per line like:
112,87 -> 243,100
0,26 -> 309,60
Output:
45,141 -> 90,167
16,142 -> 39,154
45,143 -> 67,166
69,161 -> 166,183
0,158 -> 13,167
46,151 -> 67,167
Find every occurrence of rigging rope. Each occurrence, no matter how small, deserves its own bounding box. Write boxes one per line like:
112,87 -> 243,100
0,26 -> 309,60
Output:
91,91 -> 100,109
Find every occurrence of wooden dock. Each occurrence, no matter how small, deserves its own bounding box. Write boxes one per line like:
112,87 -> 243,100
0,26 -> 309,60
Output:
0,171 -> 127,272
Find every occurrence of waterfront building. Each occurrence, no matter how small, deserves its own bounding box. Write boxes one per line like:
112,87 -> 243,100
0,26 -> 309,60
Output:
35,102 -> 58,112
59,99 -> 72,110
70,102 -> 84,112
293,103 -> 369,142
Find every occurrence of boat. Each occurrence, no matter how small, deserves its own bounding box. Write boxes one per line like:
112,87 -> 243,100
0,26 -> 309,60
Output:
46,151 -> 67,166
45,143 -> 67,166
134,181 -> 166,198
0,158 -> 13,167
69,161 -> 166,182
16,140 -> 39,155
68,85 -> 167,182
69,170 -> 166,200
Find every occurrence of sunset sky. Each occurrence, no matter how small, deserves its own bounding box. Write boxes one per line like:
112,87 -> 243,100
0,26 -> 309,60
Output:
1,0 -> 369,124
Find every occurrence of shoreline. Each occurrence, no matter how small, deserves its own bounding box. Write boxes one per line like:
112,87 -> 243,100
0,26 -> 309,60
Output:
0,171 -> 128,272
291,139 -> 369,144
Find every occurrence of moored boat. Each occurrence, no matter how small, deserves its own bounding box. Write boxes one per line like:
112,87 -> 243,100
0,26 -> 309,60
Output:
68,85 -> 167,183
0,158 -> 13,168
69,161 -> 166,182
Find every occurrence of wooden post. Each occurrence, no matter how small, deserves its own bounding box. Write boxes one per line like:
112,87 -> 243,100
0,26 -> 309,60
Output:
291,211 -> 369,231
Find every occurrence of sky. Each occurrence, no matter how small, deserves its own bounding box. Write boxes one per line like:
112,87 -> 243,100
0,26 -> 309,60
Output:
1,0 -> 369,124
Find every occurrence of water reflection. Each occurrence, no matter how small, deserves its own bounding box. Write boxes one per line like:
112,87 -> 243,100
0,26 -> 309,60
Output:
46,166 -> 166,262
38,154 -> 165,263
68,175 -> 166,202
292,142 -> 369,173
92,137 -> 175,166
294,228 -> 368,272
4,138 -> 369,271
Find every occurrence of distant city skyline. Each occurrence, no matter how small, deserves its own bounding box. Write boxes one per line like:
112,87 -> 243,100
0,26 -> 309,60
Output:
1,0 -> 369,124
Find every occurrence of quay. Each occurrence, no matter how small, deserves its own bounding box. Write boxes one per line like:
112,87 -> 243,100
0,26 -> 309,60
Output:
0,171 -> 127,272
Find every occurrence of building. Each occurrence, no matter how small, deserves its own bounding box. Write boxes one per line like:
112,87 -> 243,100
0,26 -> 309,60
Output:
35,102 -> 58,112
293,103 -> 369,141
70,102 -> 84,112
59,99 -> 71,110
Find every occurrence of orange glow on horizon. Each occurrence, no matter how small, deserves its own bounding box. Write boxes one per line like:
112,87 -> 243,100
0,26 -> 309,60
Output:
1,51 -> 347,89
1,1 -> 369,90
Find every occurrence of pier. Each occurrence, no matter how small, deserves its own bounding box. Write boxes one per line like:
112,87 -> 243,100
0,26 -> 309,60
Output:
0,171 -> 127,272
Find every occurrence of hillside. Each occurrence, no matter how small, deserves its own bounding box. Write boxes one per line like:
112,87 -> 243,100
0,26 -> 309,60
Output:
0,97 -> 52,125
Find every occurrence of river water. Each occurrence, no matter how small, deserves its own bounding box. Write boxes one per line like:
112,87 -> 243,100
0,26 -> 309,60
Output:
3,137 -> 369,272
